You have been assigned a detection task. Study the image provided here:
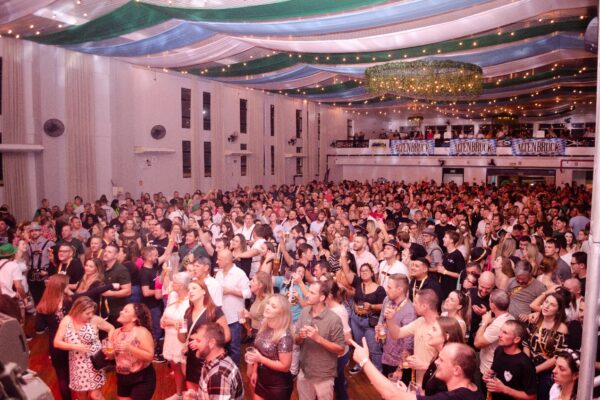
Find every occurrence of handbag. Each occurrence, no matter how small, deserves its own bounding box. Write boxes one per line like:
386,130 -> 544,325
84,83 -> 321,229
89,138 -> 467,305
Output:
368,314 -> 380,328
90,349 -> 115,371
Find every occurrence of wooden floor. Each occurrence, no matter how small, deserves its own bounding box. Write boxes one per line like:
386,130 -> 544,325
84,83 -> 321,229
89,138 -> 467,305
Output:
25,317 -> 381,400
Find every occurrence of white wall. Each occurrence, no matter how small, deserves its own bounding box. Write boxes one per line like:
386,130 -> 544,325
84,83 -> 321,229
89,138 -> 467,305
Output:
0,39 -> 348,208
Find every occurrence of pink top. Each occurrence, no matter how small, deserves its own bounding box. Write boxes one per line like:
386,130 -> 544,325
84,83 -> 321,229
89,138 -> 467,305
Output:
113,328 -> 147,374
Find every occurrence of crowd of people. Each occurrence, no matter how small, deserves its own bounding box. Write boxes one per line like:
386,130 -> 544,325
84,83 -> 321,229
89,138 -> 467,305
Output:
0,178 -> 594,400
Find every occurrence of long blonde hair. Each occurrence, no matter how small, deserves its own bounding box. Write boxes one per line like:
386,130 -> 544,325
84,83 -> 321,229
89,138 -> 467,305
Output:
258,294 -> 292,342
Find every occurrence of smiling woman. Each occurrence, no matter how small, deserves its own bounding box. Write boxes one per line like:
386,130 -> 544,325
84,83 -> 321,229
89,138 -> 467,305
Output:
53,296 -> 115,400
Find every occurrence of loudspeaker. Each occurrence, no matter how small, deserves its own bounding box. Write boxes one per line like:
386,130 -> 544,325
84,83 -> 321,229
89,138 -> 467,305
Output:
0,313 -> 28,370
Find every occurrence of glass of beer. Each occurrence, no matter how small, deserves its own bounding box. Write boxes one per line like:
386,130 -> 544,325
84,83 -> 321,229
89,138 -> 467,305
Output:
375,324 -> 387,341
102,339 -> 114,356
245,346 -> 257,365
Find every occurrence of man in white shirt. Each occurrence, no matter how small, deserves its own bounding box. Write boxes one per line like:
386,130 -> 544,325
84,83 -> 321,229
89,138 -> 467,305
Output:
351,232 -> 379,275
240,214 -> 255,242
0,244 -> 26,303
309,211 -> 327,235
474,289 -> 514,379
215,249 -> 251,365
378,240 -> 408,289
193,257 -> 223,307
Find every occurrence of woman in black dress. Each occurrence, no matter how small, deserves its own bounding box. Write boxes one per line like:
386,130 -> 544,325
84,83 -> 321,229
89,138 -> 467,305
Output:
246,294 -> 293,399
180,279 -> 230,391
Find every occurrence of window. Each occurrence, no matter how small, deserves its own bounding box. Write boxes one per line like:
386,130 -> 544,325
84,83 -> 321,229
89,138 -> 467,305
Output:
347,119 -> 353,139
202,92 -> 211,131
317,113 -> 321,176
203,142 -> 212,177
296,157 -> 303,176
182,141 -> 191,178
181,88 -> 191,129
270,145 -> 275,176
240,99 -> 248,134
0,133 -> 3,186
295,109 -> 302,138
240,143 -> 247,176
270,105 -> 275,136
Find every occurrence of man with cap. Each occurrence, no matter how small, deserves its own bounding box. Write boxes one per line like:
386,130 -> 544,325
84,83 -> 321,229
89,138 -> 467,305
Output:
0,244 -> 27,309
422,227 -> 443,266
378,240 -> 408,289
26,222 -> 55,304
407,257 -> 443,303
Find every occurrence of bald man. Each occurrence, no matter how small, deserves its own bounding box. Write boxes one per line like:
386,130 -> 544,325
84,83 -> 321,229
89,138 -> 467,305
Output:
467,271 -> 495,346
215,249 -> 251,365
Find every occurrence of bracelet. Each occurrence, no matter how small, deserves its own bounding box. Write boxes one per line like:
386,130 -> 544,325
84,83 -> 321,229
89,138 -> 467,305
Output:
359,357 -> 370,368
442,269 -> 447,276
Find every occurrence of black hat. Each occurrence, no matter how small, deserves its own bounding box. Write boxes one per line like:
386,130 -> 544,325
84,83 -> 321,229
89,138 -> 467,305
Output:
470,247 -> 489,263
384,240 -> 400,252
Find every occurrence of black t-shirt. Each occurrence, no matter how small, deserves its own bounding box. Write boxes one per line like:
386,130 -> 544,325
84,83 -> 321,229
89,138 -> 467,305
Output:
490,348 -> 537,400
123,260 -> 140,286
440,249 -> 465,299
109,218 -> 124,233
408,276 -> 443,306
139,266 -> 163,309
417,387 -> 484,400
55,258 -> 84,285
102,263 -> 131,317
434,224 -> 454,251
148,236 -> 169,257
351,276 -> 386,309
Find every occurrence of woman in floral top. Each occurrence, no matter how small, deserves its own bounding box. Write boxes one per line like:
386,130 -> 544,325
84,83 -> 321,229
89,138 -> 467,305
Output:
246,294 -> 293,400
524,292 -> 568,400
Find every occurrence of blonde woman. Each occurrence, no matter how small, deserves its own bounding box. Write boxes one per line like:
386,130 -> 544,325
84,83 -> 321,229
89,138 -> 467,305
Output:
244,271 -> 273,334
246,294 -> 293,400
54,296 -> 114,400
491,256 -> 514,291
160,272 -> 191,400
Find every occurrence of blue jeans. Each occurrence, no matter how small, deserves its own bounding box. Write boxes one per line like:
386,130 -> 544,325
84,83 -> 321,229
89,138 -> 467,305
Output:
350,311 -> 382,371
228,322 -> 242,365
335,350 -> 351,400
127,285 -> 142,304
149,306 -> 163,354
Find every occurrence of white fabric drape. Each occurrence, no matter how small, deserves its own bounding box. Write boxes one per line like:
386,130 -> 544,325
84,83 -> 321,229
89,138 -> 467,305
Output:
65,51 -> 97,201
1,38 -> 31,221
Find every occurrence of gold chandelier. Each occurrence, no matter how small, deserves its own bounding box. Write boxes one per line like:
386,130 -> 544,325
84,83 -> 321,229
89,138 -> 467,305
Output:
365,60 -> 483,99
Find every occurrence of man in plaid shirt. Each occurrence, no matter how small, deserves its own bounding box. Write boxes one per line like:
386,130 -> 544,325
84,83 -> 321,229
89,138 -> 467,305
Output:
193,323 -> 244,400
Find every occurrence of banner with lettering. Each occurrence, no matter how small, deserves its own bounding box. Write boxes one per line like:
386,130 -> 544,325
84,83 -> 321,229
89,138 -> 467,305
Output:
511,138 -> 566,156
389,140 -> 434,155
369,139 -> 389,149
449,139 -> 496,156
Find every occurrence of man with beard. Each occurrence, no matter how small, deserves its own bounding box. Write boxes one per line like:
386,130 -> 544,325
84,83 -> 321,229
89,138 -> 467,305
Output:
26,222 -> 55,304
191,323 -> 243,400
467,271 -> 495,346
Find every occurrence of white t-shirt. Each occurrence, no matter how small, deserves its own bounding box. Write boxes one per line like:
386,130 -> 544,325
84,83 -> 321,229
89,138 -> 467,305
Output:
250,238 -> 266,278
479,313 -> 515,373
215,266 -> 251,324
378,259 -> 408,288
0,260 -> 23,298
330,303 -> 351,355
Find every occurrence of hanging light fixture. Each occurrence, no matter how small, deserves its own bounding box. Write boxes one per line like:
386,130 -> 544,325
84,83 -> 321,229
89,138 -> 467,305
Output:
365,60 -> 483,99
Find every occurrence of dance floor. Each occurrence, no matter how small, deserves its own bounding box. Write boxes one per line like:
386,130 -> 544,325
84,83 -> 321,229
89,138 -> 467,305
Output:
25,317 -> 380,399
